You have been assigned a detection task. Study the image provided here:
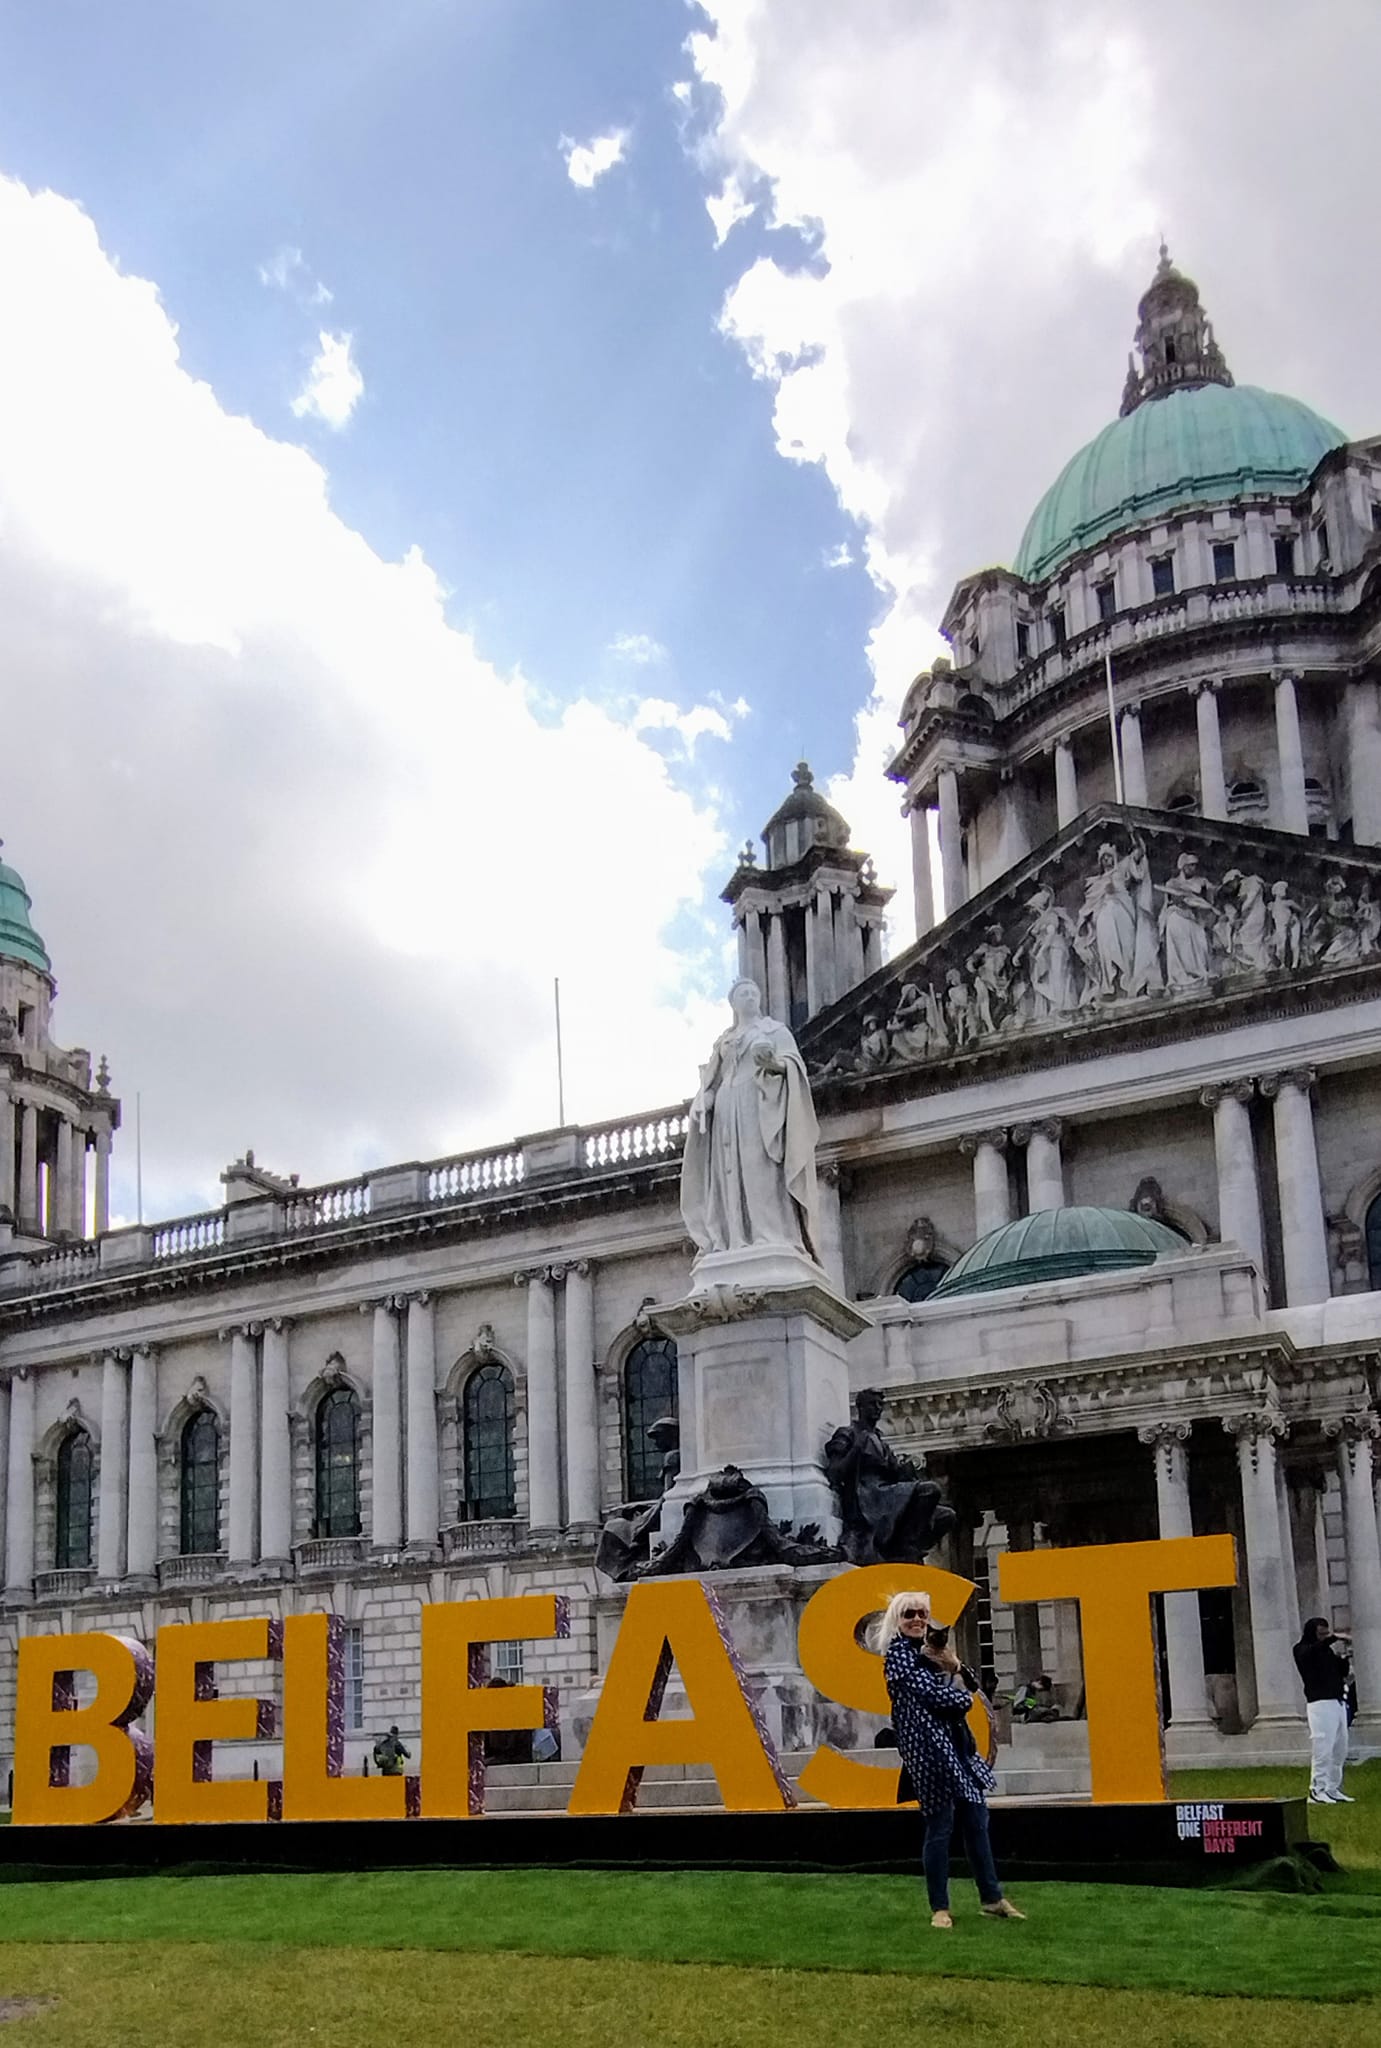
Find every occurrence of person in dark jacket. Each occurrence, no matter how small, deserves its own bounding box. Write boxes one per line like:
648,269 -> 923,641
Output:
1293,1617 -> 1354,1803
875,1590 -> 1025,1930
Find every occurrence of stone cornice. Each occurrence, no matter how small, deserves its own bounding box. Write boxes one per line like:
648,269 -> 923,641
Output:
0,1158 -> 685,1334
880,1336 -> 1380,1453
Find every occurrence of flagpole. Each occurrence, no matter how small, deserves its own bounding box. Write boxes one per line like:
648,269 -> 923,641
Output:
1106,650 -> 1125,804
135,1089 -> 144,1225
554,978 -> 566,1128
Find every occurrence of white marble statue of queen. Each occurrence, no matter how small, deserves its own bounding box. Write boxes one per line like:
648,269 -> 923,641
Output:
680,977 -> 820,1261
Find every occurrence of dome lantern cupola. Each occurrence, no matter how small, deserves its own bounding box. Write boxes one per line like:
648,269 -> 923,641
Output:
1119,242 -> 1234,417
0,840 -> 52,979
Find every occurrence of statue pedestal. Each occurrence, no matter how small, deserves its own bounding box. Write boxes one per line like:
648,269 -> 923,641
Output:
649,1276 -> 872,1546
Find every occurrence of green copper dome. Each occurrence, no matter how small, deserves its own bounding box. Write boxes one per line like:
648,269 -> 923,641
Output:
1014,383 -> 1346,582
0,851 -> 53,976
931,1205 -> 1186,1300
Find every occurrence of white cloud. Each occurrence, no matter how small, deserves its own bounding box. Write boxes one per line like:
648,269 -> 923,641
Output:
290,331 -> 364,430
562,129 -> 629,189
609,631 -> 667,666
705,174 -> 755,246
691,0 -> 1381,945
633,697 -> 743,756
823,540 -> 853,569
257,244 -> 332,305
0,172 -> 731,1218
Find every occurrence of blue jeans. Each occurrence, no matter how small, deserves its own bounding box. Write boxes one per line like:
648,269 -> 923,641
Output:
922,1798 -> 1003,1911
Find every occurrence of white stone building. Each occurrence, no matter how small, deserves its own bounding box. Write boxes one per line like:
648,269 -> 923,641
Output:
3,252 -> 1381,1794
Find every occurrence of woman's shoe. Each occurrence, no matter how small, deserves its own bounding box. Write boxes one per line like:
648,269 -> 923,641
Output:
982,1899 -> 1026,1920
1330,1791 -> 1356,1803
930,1910 -> 953,1930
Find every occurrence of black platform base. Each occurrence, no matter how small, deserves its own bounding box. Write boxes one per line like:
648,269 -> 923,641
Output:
0,1796 -> 1310,1888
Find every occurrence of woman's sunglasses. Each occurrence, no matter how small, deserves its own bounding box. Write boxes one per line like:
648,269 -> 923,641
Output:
900,1608 -> 929,1621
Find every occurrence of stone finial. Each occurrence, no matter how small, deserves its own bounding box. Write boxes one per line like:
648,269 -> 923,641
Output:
95,1054 -> 111,1092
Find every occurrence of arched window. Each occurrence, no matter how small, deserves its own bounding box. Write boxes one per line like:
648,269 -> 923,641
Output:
623,1336 -> 678,1501
1366,1191 -> 1381,1292
896,1259 -> 949,1304
314,1387 -> 361,1539
56,1430 -> 94,1570
179,1410 -> 221,1555
462,1363 -> 515,1521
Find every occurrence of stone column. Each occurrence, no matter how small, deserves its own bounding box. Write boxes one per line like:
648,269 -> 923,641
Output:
909,802 -> 935,939
126,1346 -> 158,1580
1325,1415 -> 1381,1715
765,912 -> 789,1024
741,908 -> 767,1000
226,1322 -> 260,1567
1120,707 -> 1148,806
803,891 -> 820,1015
370,1298 -> 403,1551
812,889 -> 836,1011
563,1261 -> 599,1534
4,1367 -> 35,1597
1223,1412 -> 1301,1722
1015,1119 -> 1064,1212
54,1119 -> 74,1238
1345,680 -> 1381,847
811,1163 -> 845,1292
960,1129 -> 1011,1239
259,1318 -> 293,1565
1274,671 -> 1310,835
1194,682 -> 1227,820
70,1131 -> 88,1239
1274,1458 -> 1302,1643
1139,1422 -> 1213,1729
1053,739 -> 1079,828
404,1292 -> 440,1552
519,1268 -> 561,1534
97,1349 -> 129,1580
1200,1080 -> 1265,1275
0,1374 -> 9,1589
1261,1068 -> 1330,1306
937,766 -> 965,917
93,1129 -> 112,1235
18,1101 -> 38,1232
0,1091 -> 15,1218
996,770 -> 1031,872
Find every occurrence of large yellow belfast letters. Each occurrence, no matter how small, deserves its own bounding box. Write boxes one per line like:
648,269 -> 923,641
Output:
796,1563 -> 991,1808
283,1615 -> 407,1822
420,1595 -> 566,1818
569,1579 -> 793,1816
13,1632 -> 154,1825
153,1618 -> 277,1824
1000,1533 -> 1237,1803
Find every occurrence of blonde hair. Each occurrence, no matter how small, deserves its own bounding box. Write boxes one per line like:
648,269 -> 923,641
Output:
869,1588 -> 931,1655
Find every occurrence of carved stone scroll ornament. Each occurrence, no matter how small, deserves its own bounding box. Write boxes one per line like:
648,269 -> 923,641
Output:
984,1381 -> 1070,1443
812,830 -> 1381,1079
823,1388 -> 957,1565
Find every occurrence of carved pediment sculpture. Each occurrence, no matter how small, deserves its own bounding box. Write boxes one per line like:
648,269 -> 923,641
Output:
807,805 -> 1381,1085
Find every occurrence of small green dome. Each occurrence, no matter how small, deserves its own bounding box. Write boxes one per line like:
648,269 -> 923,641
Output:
0,853 -> 52,976
1014,383 -> 1346,582
931,1205 -> 1186,1301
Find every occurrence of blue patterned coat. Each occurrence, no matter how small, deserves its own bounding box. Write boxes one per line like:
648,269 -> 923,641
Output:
884,1635 -> 996,1813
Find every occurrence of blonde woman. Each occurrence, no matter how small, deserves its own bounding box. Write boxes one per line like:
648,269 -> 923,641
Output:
874,1590 -> 1024,1931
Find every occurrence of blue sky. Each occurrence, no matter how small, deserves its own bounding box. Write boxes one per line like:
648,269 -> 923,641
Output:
0,1 -> 873,844
0,1 -> 1376,1222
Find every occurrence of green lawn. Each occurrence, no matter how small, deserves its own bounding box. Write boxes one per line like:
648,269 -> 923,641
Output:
0,1763 -> 1375,2045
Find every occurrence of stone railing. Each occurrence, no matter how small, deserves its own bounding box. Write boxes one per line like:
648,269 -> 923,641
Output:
283,1177 -> 371,1231
998,576 -> 1347,718
33,1567 -> 95,1601
295,1536 -> 367,1573
428,1146 -> 525,1203
442,1518 -> 526,1559
152,1212 -> 227,1261
158,1552 -> 227,1587
582,1107 -> 690,1170
0,1098 -> 692,1297
25,1241 -> 102,1290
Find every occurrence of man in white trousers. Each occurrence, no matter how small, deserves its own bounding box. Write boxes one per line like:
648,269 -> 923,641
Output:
1293,1617 -> 1354,1804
